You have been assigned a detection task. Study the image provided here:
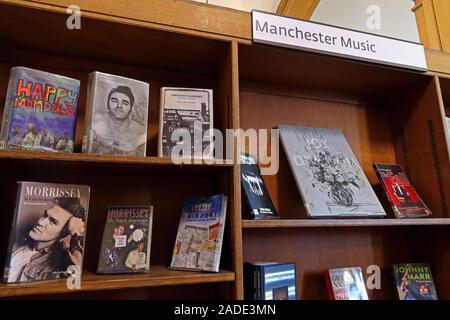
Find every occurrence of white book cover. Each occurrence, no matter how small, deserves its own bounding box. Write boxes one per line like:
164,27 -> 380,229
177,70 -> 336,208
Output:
83,72 -> 149,156
279,125 -> 386,218
158,87 -> 213,159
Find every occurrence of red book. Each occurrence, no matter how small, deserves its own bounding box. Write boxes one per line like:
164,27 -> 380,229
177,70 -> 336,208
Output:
373,164 -> 431,218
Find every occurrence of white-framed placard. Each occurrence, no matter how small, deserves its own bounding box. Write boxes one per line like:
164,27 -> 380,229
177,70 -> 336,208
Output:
252,10 -> 427,72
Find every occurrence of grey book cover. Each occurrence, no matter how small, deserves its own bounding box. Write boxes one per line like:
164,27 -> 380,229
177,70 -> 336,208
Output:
83,72 -> 149,156
279,125 -> 386,218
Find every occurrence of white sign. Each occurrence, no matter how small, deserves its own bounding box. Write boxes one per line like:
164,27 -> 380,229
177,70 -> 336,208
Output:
252,11 -> 427,71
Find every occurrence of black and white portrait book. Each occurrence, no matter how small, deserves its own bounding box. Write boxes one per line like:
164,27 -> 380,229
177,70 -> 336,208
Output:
82,72 -> 149,156
278,125 -> 386,218
158,87 -> 213,160
3,182 -> 90,284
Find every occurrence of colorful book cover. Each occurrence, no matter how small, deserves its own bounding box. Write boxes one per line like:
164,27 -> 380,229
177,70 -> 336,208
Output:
0,67 -> 80,152
3,182 -> 90,284
373,164 -> 432,218
83,72 -> 149,156
244,262 -> 296,300
158,87 -> 213,159
279,125 -> 386,218
97,206 -> 153,274
325,267 -> 369,300
393,264 -> 438,300
170,194 -> 227,272
240,153 -> 279,219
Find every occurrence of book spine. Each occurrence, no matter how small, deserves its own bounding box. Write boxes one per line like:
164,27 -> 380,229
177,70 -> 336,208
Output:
212,195 -> 227,273
0,68 -> 19,149
255,265 -> 262,300
146,206 -> 154,271
158,87 -> 166,158
373,165 -> 402,218
82,72 -> 96,153
3,182 -> 24,283
324,270 -> 336,300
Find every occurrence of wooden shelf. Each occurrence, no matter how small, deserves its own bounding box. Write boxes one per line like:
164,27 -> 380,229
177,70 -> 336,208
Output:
242,218 -> 450,228
0,266 -> 235,298
0,150 -> 233,174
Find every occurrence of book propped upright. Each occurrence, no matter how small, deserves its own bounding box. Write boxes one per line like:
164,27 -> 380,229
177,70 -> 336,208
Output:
373,164 -> 431,218
393,264 -> 438,300
240,153 -> 279,220
325,267 -> 369,300
278,125 -> 386,218
170,194 -> 227,273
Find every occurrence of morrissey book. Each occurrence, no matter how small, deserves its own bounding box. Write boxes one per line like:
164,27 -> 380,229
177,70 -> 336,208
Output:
0,67 -> 80,152
373,164 -> 432,218
279,125 -> 386,218
158,87 -> 213,159
240,153 -> 278,219
3,182 -> 90,284
97,206 -> 154,274
82,72 -> 149,156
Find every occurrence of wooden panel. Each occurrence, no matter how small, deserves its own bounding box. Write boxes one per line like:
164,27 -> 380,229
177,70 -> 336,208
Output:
242,227 -> 437,300
413,0 -> 442,51
426,49 -> 450,75
0,266 -> 235,298
242,218 -> 450,228
0,0 -> 252,42
433,0 -> 450,52
277,0 -> 320,19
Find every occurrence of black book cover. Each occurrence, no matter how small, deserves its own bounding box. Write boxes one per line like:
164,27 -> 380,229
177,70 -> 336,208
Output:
240,153 -> 278,220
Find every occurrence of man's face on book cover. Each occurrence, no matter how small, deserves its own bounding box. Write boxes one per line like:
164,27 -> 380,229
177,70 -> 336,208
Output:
29,205 -> 73,242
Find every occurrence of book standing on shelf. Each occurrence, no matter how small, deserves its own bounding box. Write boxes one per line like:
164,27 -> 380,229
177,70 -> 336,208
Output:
325,267 -> 369,300
170,194 -> 227,272
279,125 -> 386,218
0,67 -> 80,152
393,264 -> 438,300
244,262 -> 296,300
82,71 -> 150,156
97,206 -> 154,274
240,153 -> 279,220
159,87 -> 213,159
3,182 -> 90,284
373,164 -> 432,218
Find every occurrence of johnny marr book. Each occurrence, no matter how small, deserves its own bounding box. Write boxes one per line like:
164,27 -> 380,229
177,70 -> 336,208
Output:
82,72 -> 149,156
158,87 -> 213,159
393,264 -> 438,300
97,206 -> 154,274
325,267 -> 369,300
373,164 -> 432,218
0,67 -> 80,152
3,182 -> 90,284
244,262 -> 296,300
278,125 -> 386,218
240,153 -> 278,219
170,194 -> 227,272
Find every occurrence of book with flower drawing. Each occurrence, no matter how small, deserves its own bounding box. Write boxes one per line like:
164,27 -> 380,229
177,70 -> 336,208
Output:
278,125 -> 386,218
97,206 -> 153,274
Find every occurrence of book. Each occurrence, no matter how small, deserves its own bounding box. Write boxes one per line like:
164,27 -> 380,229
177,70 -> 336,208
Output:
3,182 -> 90,284
82,71 -> 149,156
278,125 -> 386,218
0,67 -> 80,152
158,87 -> 213,159
325,267 -> 369,300
373,163 -> 432,218
446,117 -> 450,147
240,153 -> 278,219
170,194 -> 227,272
244,262 -> 296,300
393,264 -> 438,300
97,206 -> 154,274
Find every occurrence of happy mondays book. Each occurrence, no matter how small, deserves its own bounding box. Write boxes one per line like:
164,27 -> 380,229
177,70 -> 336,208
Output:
393,264 -> 438,300
373,164 -> 432,218
278,125 -> 386,218
158,87 -> 213,159
97,206 -> 154,274
0,67 -> 80,152
82,72 -> 149,156
170,194 -> 227,272
325,267 -> 369,300
240,153 -> 278,219
3,182 -> 90,284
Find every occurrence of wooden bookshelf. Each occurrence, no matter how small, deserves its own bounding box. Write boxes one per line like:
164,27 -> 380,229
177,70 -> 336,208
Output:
0,266 -> 235,298
0,0 -> 449,301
